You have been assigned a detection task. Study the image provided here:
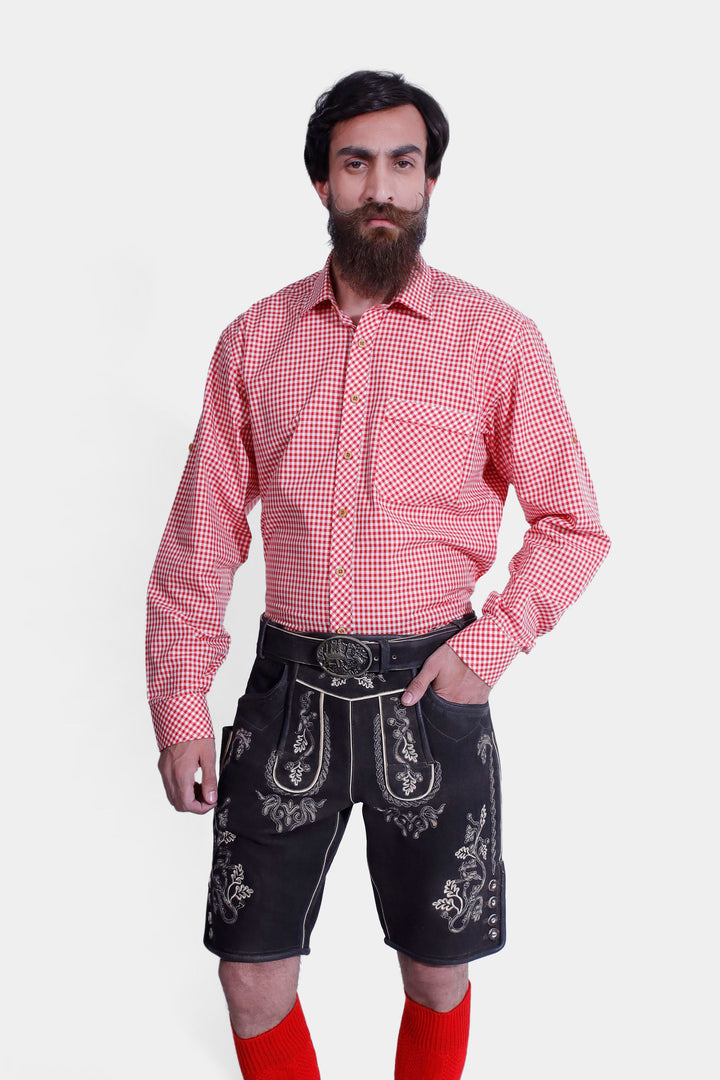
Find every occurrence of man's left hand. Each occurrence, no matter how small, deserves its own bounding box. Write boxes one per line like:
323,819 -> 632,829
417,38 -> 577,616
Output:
401,643 -> 491,706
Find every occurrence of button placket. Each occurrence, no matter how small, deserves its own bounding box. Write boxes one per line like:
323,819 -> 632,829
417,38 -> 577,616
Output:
328,324 -> 374,632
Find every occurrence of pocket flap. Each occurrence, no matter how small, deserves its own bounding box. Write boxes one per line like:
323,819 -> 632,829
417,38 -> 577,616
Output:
383,399 -> 476,435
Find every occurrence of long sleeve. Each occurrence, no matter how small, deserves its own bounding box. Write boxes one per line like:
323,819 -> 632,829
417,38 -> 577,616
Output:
146,324 -> 260,749
448,319 -> 610,684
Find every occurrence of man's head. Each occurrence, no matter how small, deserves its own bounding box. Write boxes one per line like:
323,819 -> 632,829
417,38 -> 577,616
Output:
304,70 -> 450,185
305,71 -> 450,299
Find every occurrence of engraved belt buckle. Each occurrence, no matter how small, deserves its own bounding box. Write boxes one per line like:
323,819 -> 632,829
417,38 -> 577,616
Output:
316,635 -> 373,677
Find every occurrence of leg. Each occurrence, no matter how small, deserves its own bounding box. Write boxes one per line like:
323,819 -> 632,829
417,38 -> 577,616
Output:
395,956 -> 472,1079
398,955 -> 468,1012
219,957 -> 320,1078
219,956 -> 300,1037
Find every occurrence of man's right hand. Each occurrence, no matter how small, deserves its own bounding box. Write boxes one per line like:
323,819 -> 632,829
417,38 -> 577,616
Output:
158,737 -> 217,814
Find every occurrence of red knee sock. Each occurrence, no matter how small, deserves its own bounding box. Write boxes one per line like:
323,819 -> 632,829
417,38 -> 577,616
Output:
395,983 -> 471,1080
231,996 -> 320,1080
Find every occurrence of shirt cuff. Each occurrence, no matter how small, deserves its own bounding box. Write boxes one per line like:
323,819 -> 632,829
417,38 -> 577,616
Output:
149,694 -> 215,751
445,615 -> 523,687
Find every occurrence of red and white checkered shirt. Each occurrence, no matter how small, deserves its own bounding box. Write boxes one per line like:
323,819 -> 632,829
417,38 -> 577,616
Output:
147,257 -> 609,750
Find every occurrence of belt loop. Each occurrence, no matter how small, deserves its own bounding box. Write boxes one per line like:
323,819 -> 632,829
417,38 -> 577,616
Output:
256,615 -> 268,659
379,638 -> 390,672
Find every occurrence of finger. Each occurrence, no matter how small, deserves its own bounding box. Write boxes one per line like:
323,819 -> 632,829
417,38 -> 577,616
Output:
174,774 -> 201,813
199,745 -> 218,807
174,782 -> 213,814
189,781 -> 215,813
402,655 -> 441,705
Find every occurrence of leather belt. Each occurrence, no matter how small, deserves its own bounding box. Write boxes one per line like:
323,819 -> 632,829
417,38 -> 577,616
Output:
257,613 -> 475,677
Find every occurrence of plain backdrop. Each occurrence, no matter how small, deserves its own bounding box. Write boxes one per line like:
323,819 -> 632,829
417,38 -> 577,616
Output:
2,2 -> 717,1077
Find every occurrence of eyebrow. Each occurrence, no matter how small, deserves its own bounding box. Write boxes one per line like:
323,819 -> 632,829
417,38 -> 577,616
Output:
335,144 -> 424,160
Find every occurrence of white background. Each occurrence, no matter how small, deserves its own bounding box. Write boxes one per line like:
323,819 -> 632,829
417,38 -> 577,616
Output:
3,2 -> 717,1077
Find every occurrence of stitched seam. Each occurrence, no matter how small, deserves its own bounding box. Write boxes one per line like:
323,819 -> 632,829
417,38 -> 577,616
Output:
301,813 -> 341,948
348,700 -> 355,804
296,680 -> 402,703
368,871 -> 391,938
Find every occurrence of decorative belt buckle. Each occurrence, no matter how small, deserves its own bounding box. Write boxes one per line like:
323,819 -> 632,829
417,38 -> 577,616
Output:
316,635 -> 373,677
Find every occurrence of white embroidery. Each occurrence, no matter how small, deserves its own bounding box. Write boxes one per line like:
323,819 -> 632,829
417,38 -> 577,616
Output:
432,809 -> 488,932
230,728 -> 252,761
373,698 -> 441,805
379,803 -> 446,839
256,791 -> 327,833
208,798 -> 254,925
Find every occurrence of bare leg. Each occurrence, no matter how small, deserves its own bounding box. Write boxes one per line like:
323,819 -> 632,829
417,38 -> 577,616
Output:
398,954 -> 468,1011
219,956 -> 301,1038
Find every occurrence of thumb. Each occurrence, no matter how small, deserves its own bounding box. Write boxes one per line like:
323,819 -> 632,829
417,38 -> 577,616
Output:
402,654 -> 441,706
199,743 -> 218,805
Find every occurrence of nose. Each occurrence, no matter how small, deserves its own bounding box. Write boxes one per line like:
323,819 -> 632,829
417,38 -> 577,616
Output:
363,161 -> 395,204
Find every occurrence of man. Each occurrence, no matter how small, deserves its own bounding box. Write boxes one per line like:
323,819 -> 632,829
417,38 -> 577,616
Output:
147,70 -> 610,1079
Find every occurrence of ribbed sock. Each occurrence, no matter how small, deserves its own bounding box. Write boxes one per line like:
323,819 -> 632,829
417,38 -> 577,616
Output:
394,983 -> 471,1080
231,996 -> 320,1080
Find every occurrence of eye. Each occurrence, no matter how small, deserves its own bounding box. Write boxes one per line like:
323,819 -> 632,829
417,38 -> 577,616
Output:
395,159 -> 415,170
345,159 -> 366,171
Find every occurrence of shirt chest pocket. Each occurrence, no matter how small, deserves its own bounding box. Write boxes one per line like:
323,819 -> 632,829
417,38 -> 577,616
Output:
373,399 -> 478,508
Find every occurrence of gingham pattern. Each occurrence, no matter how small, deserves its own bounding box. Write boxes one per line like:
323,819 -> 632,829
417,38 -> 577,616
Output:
147,258 -> 610,749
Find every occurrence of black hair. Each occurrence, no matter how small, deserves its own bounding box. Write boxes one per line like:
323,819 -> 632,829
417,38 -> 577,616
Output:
304,70 -> 450,183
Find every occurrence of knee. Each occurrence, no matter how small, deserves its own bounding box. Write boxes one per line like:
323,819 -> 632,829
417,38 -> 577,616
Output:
398,955 -> 468,1012
218,959 -> 258,1002
218,957 -> 301,1038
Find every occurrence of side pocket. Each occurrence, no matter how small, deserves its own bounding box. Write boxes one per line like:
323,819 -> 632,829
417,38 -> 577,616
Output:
234,658 -> 290,733
420,684 -> 492,744
218,725 -> 234,774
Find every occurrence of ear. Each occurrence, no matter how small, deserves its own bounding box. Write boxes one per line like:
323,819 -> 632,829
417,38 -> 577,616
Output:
313,179 -> 330,208
424,177 -> 438,199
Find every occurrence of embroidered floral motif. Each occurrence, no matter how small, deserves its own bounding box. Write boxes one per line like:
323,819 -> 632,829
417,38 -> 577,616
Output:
208,798 -> 254,926
357,672 -> 386,690
216,824 -> 236,846
265,692 -> 331,798
375,695 -> 442,807
380,803 -> 446,839
373,698 -> 441,806
432,809 -> 488,932
329,672 -> 387,690
256,791 -> 327,833
283,692 -> 317,787
230,727 -> 252,761
397,764 -> 423,795
387,703 -> 419,762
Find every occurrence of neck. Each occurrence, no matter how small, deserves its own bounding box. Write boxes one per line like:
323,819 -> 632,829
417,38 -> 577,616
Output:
329,263 -> 389,325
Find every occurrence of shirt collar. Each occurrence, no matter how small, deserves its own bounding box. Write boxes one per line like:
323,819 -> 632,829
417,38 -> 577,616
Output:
302,257 -> 337,316
390,256 -> 434,319
301,255 -> 434,320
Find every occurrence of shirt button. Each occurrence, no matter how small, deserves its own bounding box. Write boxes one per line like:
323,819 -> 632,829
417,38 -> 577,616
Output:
357,338 -> 365,347
335,566 -> 345,576
338,508 -> 348,517
336,626 -> 347,634
350,393 -> 360,403
343,450 -> 353,460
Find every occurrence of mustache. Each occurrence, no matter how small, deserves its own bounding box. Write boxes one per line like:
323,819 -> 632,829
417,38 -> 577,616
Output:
331,197 -> 426,225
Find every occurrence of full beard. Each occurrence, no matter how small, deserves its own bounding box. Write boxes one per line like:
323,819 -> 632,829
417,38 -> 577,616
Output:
326,194 -> 429,299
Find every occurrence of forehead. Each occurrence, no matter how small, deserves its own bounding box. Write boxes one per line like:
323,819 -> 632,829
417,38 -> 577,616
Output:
329,104 -> 427,156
